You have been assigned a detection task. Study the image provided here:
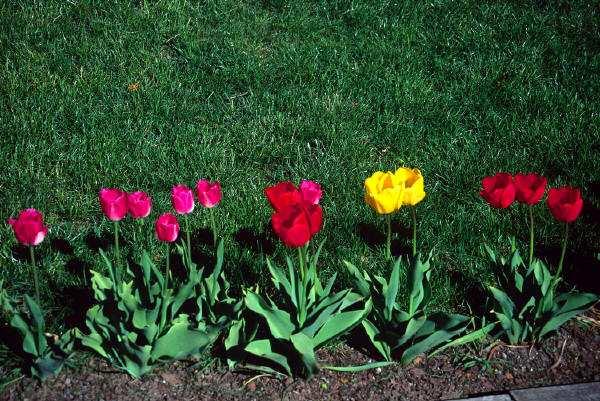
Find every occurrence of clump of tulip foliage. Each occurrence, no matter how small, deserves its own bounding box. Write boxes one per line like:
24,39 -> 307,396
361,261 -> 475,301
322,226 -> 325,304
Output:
480,173 -> 597,344
0,171 -> 597,381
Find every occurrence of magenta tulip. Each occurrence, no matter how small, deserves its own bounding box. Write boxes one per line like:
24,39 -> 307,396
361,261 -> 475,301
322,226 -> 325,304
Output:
99,188 -> 128,221
196,180 -> 222,208
171,185 -> 195,214
8,208 -> 48,246
155,213 -> 180,242
127,191 -> 152,219
299,180 -> 323,205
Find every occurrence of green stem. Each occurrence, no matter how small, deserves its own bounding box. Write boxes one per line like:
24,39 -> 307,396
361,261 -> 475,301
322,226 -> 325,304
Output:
210,208 -> 217,246
165,242 -> 170,292
30,246 -> 40,306
114,221 -> 121,282
556,223 -> 569,278
528,206 -> 534,267
411,207 -> 417,257
185,215 -> 192,266
385,214 -> 392,260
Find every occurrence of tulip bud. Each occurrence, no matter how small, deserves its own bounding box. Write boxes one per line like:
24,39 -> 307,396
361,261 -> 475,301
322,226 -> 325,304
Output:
99,188 -> 128,221
127,191 -> 152,218
155,213 -> 180,242
196,180 -> 222,208
8,208 -> 48,246
171,185 -> 195,214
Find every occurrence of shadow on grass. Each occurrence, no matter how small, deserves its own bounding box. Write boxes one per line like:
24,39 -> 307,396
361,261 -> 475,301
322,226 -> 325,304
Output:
356,221 -> 412,258
84,231 -> 113,253
234,226 -> 275,255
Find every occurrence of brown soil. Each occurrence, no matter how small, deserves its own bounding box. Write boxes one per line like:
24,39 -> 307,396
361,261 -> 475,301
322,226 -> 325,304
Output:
2,319 -> 600,401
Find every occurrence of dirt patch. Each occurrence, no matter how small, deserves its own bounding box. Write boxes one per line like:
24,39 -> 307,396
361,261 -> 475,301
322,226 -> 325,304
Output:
2,319 -> 599,401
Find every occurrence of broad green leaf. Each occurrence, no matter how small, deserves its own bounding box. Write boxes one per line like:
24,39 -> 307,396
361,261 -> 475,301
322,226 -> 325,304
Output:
290,332 -> 318,377
24,295 -> 47,354
10,315 -> 38,356
362,319 -> 391,361
489,287 -> 515,318
322,361 -> 394,372
245,339 -> 292,376
152,319 -> 217,360
267,259 -> 294,305
431,322 -> 495,357
313,306 -> 369,347
245,292 -> 294,340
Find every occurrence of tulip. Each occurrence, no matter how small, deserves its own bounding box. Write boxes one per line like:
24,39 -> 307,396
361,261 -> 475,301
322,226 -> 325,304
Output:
196,180 -> 222,208
364,171 -> 405,260
8,208 -> 48,247
299,180 -> 323,205
155,212 -> 180,242
394,168 -> 426,207
547,187 -> 583,223
8,208 -> 48,304
547,187 -> 584,278
514,174 -> 547,206
480,173 -> 515,209
196,180 -> 222,246
395,168 -> 426,256
271,204 -> 323,248
99,188 -> 127,276
155,213 -> 180,290
127,191 -> 152,219
514,173 -> 547,266
99,188 -> 128,221
265,181 -> 304,211
171,184 -> 194,264
171,185 -> 195,214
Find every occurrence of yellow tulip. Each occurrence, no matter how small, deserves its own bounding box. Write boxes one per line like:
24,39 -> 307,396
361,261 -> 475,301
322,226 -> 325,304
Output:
395,167 -> 426,206
364,171 -> 404,214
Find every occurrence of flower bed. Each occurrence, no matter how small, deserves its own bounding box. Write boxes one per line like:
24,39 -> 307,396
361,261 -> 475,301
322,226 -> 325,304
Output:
1,171 -> 597,390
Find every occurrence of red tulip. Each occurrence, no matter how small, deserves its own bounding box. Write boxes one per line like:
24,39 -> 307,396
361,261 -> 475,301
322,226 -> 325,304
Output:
127,191 -> 152,218
196,180 -> 222,208
171,185 -> 195,214
155,213 -> 180,242
265,181 -> 303,211
271,204 -> 323,248
8,208 -> 48,246
99,188 -> 128,221
480,173 -> 515,208
547,187 -> 583,223
299,180 -> 323,205
514,173 -> 547,205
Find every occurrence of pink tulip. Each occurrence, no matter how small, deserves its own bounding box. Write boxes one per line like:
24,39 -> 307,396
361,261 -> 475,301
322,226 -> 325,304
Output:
8,209 -> 48,246
99,188 -> 128,221
127,191 -> 152,218
196,180 -> 222,208
171,185 -> 195,214
299,180 -> 323,205
155,213 -> 180,242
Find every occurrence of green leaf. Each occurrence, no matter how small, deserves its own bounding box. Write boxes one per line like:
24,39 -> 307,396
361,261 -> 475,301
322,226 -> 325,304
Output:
322,361 -> 394,372
267,259 -> 294,306
384,258 -> 401,321
343,261 -> 371,298
489,286 -> 515,318
24,295 -> 47,355
245,291 -> 294,340
430,322 -> 495,357
244,339 -> 292,376
152,318 -> 218,360
290,332 -> 318,378
362,319 -> 391,361
313,303 -> 370,347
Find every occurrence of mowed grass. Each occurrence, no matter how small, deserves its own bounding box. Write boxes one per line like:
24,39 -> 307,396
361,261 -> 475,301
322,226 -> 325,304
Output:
0,0 -> 599,338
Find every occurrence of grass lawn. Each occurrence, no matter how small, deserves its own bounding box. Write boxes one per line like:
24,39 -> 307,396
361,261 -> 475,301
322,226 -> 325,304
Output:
1,0 -> 599,354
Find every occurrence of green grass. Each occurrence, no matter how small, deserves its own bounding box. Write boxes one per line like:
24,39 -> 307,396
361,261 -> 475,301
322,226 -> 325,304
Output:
1,0 -> 599,349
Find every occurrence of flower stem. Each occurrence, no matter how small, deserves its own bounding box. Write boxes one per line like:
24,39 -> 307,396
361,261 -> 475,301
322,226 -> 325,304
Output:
411,207 -> 417,257
114,221 -> 121,282
165,242 -> 170,292
528,206 -> 534,267
29,246 -> 40,306
556,223 -> 569,278
210,208 -> 217,246
385,214 -> 392,260
185,215 -> 192,266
